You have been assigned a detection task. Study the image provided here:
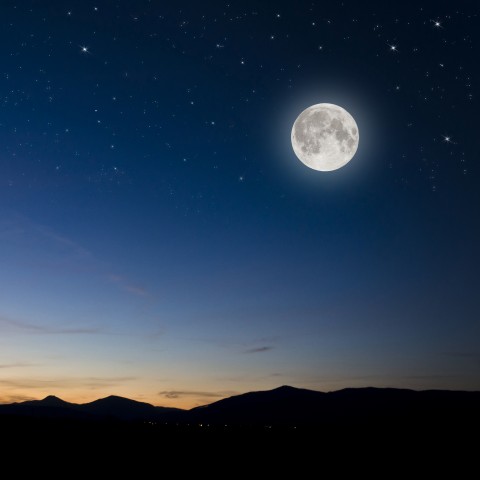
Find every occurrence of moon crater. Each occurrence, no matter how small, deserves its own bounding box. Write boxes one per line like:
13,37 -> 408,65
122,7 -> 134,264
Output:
291,103 -> 359,171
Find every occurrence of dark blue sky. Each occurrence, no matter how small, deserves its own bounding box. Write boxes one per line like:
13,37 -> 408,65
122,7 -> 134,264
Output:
0,0 -> 478,407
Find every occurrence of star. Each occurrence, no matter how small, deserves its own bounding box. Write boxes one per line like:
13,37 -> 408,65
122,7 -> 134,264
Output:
80,46 -> 89,54
443,135 -> 452,143
388,44 -> 398,52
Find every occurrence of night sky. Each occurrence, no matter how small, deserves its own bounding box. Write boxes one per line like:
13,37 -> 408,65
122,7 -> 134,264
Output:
0,1 -> 478,408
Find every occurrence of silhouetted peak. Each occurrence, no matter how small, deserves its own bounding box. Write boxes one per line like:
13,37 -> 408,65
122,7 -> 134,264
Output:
100,395 -> 130,402
44,395 -> 61,400
1,387 -> 479,427
271,385 -> 302,392
42,395 -> 66,403
88,395 -> 152,407
22,395 -> 73,407
259,385 -> 322,397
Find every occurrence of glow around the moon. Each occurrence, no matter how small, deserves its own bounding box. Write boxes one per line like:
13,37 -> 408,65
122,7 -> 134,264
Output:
291,103 -> 359,171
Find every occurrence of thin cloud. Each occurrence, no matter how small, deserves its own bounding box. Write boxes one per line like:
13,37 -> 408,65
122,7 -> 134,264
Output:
0,376 -> 136,391
199,335 -> 280,349
83,376 -> 137,389
107,273 -> 150,297
159,390 -> 237,400
0,362 -> 37,369
0,316 -> 102,335
0,394 -> 36,404
243,346 -> 274,354
123,284 -> 149,297
35,225 -> 92,259
0,379 -> 69,390
0,214 -> 92,260
145,327 -> 167,340
0,213 -> 149,299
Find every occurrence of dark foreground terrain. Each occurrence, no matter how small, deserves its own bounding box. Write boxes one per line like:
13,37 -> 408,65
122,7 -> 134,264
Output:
2,385 -> 479,425
1,385 -> 479,435
1,387 -> 478,469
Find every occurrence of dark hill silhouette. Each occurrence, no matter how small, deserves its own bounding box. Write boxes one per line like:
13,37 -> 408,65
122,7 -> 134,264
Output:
189,385 -> 325,425
1,386 -> 479,427
81,395 -> 180,420
0,394 -> 182,422
1,395 -> 89,420
189,385 -> 480,427
21,395 -> 76,408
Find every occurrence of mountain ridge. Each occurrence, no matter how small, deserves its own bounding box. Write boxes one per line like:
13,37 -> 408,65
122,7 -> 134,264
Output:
1,386 -> 479,426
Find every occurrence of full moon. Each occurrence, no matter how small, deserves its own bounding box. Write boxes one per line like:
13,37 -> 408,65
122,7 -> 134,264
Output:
291,103 -> 359,171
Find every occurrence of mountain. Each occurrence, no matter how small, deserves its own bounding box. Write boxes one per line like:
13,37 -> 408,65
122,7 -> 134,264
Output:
189,385 -> 480,427
1,386 -> 479,427
81,395 -> 180,420
21,395 -> 76,408
0,394 -> 182,422
189,385 -> 326,425
0,395 -> 89,420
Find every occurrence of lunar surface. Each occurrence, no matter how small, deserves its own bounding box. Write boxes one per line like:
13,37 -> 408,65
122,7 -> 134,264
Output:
291,103 -> 359,171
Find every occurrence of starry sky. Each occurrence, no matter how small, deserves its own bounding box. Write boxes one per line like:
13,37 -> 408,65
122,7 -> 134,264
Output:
0,0 -> 478,408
